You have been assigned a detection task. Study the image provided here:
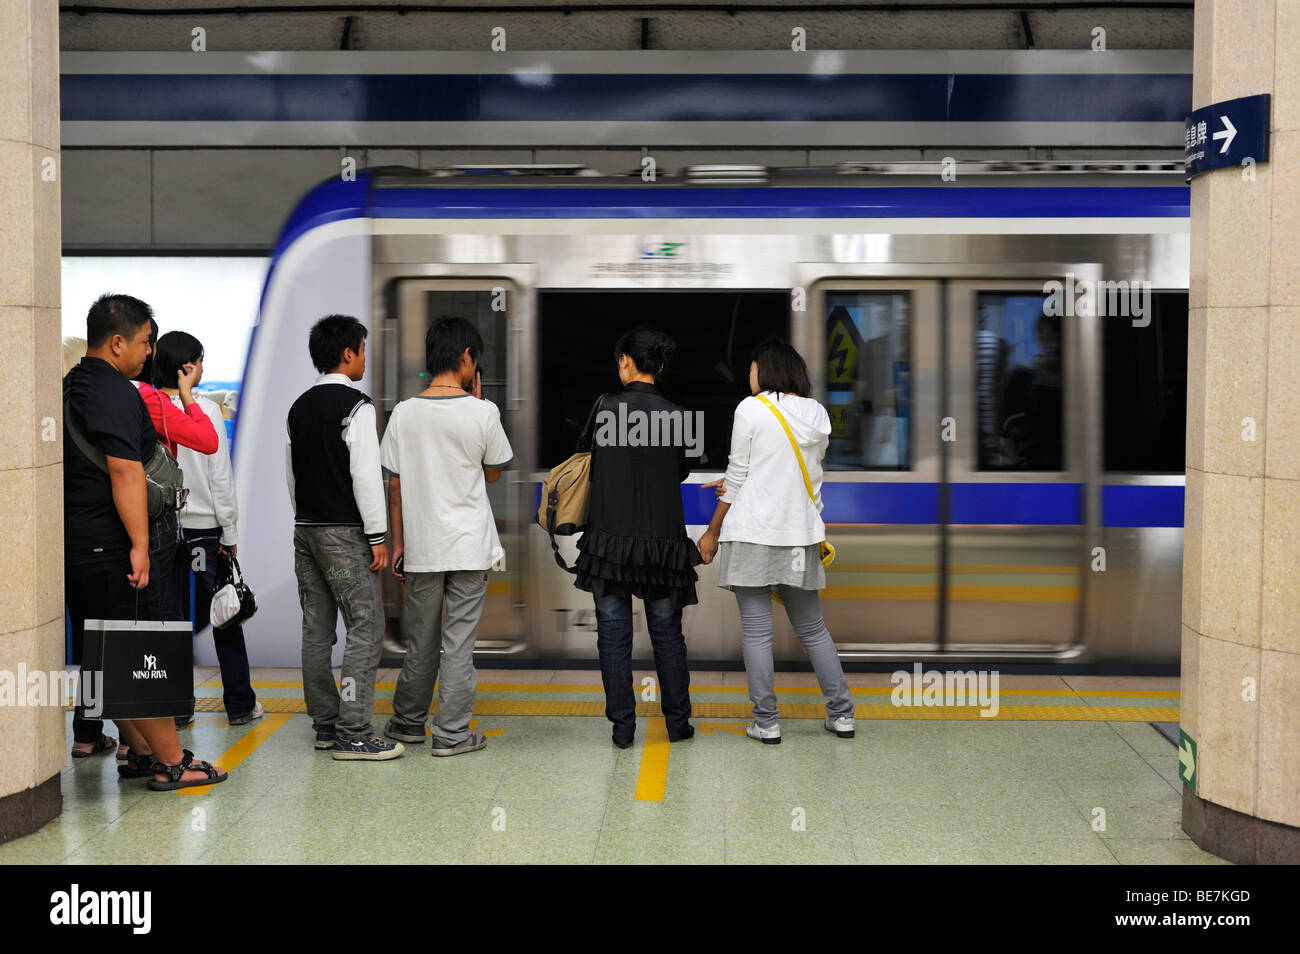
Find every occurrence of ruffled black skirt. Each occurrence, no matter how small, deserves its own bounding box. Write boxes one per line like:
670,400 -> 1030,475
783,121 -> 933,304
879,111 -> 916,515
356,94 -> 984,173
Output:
574,527 -> 703,609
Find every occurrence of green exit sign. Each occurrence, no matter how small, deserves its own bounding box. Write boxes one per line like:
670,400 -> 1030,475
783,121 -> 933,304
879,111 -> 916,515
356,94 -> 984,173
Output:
1178,729 -> 1197,791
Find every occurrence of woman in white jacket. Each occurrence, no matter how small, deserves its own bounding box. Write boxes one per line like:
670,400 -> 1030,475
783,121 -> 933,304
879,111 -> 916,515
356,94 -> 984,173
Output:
698,338 -> 854,744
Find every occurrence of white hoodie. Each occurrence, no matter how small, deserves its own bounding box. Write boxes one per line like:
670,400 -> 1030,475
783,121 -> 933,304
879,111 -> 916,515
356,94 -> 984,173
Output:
169,392 -> 239,545
718,391 -> 831,547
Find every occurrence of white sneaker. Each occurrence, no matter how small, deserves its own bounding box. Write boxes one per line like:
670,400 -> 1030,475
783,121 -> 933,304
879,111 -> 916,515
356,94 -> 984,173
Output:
746,722 -> 781,745
229,701 -> 264,725
825,715 -> 855,739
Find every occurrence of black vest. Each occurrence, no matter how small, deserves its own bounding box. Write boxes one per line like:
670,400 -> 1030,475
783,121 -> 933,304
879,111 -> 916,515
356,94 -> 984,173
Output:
287,383 -> 372,527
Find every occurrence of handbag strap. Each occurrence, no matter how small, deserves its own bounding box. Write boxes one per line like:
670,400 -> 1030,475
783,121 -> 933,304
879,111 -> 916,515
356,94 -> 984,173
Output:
575,392 -> 610,453
755,394 -> 817,506
63,398 -> 110,475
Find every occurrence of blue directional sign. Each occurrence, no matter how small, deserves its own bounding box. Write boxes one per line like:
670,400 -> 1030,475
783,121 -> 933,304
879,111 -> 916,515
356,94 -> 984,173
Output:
1185,94 -> 1270,180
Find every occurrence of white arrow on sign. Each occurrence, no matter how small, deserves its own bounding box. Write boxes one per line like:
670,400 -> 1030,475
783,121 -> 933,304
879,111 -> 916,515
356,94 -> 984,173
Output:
1212,115 -> 1237,154
1179,738 -> 1196,780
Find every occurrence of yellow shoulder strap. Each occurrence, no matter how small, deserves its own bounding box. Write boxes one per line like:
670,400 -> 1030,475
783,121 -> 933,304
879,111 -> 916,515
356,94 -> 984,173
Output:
755,394 -> 816,505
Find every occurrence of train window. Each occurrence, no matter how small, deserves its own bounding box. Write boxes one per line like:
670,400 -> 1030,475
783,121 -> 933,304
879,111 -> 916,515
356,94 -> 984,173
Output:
1101,292 -> 1188,473
538,291 -> 789,469
975,291 -> 1063,471
824,291 -> 912,471
396,289 -> 508,407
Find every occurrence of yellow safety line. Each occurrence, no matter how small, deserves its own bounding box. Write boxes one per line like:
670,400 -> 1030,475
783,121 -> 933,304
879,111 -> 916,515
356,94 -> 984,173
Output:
188,696 -> 1177,722
830,564 -> 1078,575
822,584 -> 1080,602
634,717 -> 671,802
179,712 -> 294,796
200,681 -> 1177,698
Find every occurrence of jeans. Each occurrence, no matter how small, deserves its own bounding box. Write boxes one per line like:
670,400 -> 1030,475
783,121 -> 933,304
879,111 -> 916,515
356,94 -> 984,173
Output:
144,511 -> 181,622
732,586 -> 853,728
65,556 -> 159,744
391,570 -> 488,745
164,528 -> 257,721
593,593 -> 692,741
293,525 -> 385,743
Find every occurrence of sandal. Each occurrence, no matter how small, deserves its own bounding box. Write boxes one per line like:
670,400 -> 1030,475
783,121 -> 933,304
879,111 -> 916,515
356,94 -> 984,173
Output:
71,735 -> 117,759
147,749 -> 228,791
117,750 -> 156,779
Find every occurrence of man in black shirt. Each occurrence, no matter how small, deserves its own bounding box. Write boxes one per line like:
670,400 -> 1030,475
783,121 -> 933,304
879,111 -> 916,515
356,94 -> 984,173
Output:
64,294 -> 227,788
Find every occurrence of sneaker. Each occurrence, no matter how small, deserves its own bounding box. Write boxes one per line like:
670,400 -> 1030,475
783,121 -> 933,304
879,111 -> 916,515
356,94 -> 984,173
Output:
430,732 -> 488,757
384,720 -> 427,744
332,737 -> 405,761
229,701 -> 265,726
314,729 -> 338,750
174,716 -> 194,730
612,733 -> 634,750
825,715 -> 855,739
668,725 -> 695,743
746,722 -> 782,745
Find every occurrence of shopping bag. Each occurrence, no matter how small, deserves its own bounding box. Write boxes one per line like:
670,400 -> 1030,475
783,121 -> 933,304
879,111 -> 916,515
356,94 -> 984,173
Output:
81,619 -> 194,720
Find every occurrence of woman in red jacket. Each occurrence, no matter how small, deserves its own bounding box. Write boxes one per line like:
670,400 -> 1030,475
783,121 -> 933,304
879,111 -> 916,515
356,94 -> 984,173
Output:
133,344 -> 218,625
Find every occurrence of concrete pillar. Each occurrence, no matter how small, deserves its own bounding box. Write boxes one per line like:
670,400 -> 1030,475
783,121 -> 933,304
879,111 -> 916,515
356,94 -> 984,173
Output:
1182,0 -> 1300,863
0,0 -> 65,844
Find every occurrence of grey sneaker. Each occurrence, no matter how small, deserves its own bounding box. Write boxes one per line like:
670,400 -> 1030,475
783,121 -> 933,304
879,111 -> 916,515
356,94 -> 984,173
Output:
746,722 -> 781,745
229,701 -> 264,726
430,732 -> 488,757
825,715 -> 855,739
384,720 -> 427,744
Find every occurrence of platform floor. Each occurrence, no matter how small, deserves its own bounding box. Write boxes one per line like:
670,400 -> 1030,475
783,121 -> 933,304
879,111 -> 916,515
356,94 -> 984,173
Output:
1,669 -> 1227,865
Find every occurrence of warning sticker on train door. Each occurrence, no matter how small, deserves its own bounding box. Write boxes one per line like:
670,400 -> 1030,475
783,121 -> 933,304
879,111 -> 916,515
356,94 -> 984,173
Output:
826,307 -> 862,386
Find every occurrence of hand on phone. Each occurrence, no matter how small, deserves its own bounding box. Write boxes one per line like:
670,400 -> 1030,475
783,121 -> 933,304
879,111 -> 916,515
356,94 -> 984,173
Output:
472,370 -> 483,400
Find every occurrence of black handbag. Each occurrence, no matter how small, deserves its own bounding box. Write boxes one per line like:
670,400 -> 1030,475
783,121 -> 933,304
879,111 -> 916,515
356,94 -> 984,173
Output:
210,552 -> 257,631
81,619 -> 195,720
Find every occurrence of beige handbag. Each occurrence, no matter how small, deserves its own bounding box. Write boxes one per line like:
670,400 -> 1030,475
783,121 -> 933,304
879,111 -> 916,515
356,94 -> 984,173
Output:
538,394 -> 608,573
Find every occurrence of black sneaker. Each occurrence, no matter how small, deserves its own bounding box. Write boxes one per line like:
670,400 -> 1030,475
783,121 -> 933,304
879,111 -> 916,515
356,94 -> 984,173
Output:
332,737 -> 405,761
668,725 -> 695,742
314,729 -> 337,750
384,720 -> 427,744
612,733 -> 635,749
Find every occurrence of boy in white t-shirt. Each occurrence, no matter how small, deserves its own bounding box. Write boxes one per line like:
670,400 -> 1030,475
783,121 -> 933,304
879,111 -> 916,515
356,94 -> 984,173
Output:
380,316 -> 513,757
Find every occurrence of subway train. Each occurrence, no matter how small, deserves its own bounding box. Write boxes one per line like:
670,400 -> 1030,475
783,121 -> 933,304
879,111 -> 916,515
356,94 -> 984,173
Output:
227,162 -> 1190,669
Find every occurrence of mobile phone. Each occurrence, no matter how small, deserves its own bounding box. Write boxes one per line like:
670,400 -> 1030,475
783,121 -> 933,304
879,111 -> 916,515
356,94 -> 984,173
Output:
394,555 -> 404,575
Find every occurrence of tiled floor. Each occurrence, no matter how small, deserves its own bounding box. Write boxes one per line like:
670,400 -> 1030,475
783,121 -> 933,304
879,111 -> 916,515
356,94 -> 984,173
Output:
0,669 -> 1227,865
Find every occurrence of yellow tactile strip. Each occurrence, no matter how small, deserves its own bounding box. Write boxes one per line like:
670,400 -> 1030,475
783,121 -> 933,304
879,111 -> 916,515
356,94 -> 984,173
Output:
190,696 -> 1177,722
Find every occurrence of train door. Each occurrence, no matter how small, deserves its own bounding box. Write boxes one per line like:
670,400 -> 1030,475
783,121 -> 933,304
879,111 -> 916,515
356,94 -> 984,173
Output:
945,279 -> 1085,651
380,278 -> 532,652
800,281 -> 943,652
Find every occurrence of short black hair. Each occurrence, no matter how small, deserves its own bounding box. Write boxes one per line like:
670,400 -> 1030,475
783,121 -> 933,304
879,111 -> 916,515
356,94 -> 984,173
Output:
152,331 -> 204,389
86,294 -> 153,350
308,314 -> 367,374
614,327 -> 675,375
752,336 -> 811,398
425,315 -> 483,377
133,317 -> 160,385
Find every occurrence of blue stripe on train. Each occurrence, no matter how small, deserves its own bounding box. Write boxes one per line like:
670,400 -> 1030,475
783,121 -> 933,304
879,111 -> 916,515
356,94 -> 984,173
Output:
60,73 -> 1191,124
1101,484 -> 1185,528
368,185 -> 1190,220
533,481 -> 1184,528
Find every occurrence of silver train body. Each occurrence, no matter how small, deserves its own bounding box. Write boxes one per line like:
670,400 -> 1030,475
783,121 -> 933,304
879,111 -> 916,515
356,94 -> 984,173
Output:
227,166 -> 1189,669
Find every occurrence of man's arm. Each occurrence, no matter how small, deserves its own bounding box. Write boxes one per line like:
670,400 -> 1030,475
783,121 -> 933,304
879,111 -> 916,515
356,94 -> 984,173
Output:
387,475 -> 405,579
106,455 -> 150,588
343,401 -> 388,570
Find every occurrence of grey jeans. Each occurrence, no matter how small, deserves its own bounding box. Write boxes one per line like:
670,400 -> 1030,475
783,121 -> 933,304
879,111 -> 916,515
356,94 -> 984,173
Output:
294,525 -> 385,742
732,585 -> 854,728
391,569 -> 488,745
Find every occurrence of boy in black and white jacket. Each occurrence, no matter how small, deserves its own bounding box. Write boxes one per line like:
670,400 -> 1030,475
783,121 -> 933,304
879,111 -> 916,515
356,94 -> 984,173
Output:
286,314 -> 403,761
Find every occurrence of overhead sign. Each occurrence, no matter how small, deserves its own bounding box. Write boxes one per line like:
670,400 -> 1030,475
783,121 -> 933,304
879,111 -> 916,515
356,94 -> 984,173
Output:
1178,728 -> 1197,791
1184,94 -> 1270,180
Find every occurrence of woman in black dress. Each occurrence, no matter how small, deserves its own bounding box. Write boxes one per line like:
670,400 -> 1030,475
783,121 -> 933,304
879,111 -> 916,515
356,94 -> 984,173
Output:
574,329 -> 701,748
